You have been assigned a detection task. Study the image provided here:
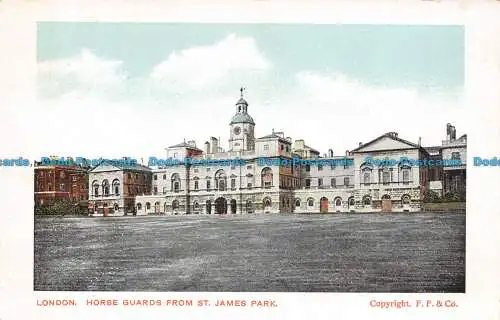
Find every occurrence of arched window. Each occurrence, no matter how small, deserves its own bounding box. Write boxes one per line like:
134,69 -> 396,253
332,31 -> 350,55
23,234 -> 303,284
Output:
172,200 -> 179,210
381,194 -> 391,200
112,179 -> 120,196
171,173 -> 181,192
331,178 -> 336,188
363,170 -> 371,185
102,180 -> 110,196
92,180 -> 99,196
307,198 -> 314,207
194,201 -> 200,211
263,197 -> 272,208
362,195 -> 371,206
146,202 -> 151,210
335,197 -> 342,206
215,170 -> 227,191
402,194 -> 411,205
261,167 -> 273,188
137,203 -> 142,210
114,203 -> 119,211
348,197 -> 355,207
295,199 -> 301,207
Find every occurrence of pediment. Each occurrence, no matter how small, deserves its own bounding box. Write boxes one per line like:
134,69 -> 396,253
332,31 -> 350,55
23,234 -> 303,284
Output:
354,135 -> 418,153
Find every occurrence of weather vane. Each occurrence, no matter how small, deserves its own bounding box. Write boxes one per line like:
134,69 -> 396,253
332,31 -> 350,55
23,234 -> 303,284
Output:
240,87 -> 246,98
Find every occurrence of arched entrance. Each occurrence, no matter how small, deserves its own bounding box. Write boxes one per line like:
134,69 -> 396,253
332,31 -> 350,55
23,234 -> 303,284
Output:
230,199 -> 237,214
215,197 -> 227,214
320,197 -> 328,213
206,200 -> 212,215
334,197 -> 342,212
401,194 -> 411,211
263,197 -> 272,213
381,194 -> 392,212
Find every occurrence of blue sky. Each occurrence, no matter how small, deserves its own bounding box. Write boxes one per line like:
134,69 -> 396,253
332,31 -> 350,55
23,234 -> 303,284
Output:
38,22 -> 463,90
35,22 -> 466,158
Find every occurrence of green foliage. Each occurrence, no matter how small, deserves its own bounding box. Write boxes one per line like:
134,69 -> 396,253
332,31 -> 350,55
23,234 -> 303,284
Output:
423,190 -> 441,203
35,199 -> 88,216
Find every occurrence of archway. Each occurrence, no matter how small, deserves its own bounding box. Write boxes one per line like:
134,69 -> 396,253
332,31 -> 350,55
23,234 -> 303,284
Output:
215,197 -> 227,214
263,197 -> 272,213
334,197 -> 342,212
230,199 -> 237,214
246,200 -> 253,214
320,197 -> 328,213
401,194 -> 411,211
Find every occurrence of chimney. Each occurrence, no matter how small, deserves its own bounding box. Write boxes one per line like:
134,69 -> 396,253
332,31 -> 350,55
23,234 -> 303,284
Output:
451,126 -> 456,141
418,137 -> 421,146
328,149 -> 334,157
286,137 -> 292,142
210,137 -> 218,154
345,150 -> 349,156
446,123 -> 451,141
204,141 -> 210,154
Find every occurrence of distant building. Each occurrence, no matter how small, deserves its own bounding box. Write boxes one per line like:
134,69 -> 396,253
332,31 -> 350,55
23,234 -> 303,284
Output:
87,161 -> 152,216
34,164 -> 88,206
425,123 -> 467,199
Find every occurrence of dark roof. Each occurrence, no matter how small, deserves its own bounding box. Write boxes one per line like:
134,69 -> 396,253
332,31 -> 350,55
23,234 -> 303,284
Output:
351,132 -> 425,153
230,112 -> 255,125
89,160 -> 151,172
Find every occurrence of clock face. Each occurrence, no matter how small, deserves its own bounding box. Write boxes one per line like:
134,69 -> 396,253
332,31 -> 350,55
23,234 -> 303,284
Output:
233,126 -> 241,135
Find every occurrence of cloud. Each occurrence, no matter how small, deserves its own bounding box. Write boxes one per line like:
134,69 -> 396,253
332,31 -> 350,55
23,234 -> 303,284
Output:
150,34 -> 271,90
38,48 -> 127,99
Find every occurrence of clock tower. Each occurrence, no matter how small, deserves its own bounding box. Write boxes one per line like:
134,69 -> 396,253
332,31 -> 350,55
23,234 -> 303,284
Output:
229,88 -> 255,152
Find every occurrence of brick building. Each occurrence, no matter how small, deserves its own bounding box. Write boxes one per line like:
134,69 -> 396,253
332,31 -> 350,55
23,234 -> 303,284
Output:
34,164 -> 89,206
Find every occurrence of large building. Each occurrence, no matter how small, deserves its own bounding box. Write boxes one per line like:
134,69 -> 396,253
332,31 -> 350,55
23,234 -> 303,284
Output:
34,163 -> 88,206
83,90 -> 467,217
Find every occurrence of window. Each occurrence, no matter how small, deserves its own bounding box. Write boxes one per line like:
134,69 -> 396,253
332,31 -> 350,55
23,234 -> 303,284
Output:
344,161 -> 350,169
318,178 -> 323,187
153,186 -> 158,194
102,180 -> 110,196
59,183 -> 65,191
163,174 -> 166,180
247,165 -> 252,169
307,198 -> 314,207
363,196 -> 371,206
286,145 -> 290,152
402,195 -> 410,205
402,169 -> 410,182
331,178 -> 336,187
112,179 -> 120,195
231,178 -> 236,189
280,144 -> 284,151
295,199 -> 301,207
383,171 -> 390,184
305,165 -> 310,172
305,179 -> 311,189
154,174 -> 157,180
264,144 -> 269,151
92,181 -> 99,196
207,180 -> 211,190
194,181 -> 199,190
174,182 -> 180,192
72,176 -> 77,182
163,187 -> 167,194
451,152 -> 461,160
173,153 -> 177,158
344,177 -> 349,186
261,167 -> 273,188
318,164 -> 323,171
146,202 -> 151,210
363,172 -> 370,184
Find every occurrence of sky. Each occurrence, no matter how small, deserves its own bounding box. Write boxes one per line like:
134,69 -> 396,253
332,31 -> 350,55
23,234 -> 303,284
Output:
33,22 -> 465,160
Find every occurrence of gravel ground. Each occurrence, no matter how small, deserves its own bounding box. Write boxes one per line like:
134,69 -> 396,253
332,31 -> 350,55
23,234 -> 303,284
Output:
34,213 -> 465,292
